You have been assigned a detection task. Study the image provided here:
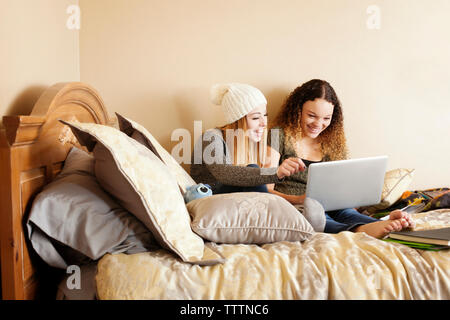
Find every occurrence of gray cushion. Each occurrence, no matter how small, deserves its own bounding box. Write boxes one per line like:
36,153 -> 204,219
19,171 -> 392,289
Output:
27,147 -> 158,269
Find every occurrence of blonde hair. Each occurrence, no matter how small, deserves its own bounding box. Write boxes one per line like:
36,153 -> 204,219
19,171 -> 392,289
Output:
220,117 -> 268,167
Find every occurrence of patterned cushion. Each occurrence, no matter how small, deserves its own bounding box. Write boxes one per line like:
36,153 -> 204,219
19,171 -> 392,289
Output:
116,113 -> 196,193
61,120 -> 224,265
361,168 -> 415,213
187,192 -> 314,244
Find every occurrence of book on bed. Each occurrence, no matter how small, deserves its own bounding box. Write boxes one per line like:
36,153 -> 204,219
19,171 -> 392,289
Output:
383,238 -> 449,251
388,227 -> 450,247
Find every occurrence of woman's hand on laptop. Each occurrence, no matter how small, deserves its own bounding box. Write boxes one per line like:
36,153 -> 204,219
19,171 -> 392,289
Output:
277,157 -> 306,179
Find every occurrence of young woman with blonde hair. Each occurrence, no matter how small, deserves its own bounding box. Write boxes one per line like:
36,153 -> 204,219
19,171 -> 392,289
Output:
266,79 -> 415,238
190,83 -> 304,194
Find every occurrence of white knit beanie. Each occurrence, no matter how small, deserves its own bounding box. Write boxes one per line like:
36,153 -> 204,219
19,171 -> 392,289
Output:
210,83 -> 267,125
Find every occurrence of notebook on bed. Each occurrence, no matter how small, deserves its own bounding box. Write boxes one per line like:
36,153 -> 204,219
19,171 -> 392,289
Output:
388,227 -> 450,247
306,156 -> 388,211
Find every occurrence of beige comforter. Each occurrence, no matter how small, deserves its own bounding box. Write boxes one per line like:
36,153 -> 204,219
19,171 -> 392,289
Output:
96,209 -> 450,299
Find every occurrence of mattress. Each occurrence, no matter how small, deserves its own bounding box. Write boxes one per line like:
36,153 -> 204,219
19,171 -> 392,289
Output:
95,209 -> 450,300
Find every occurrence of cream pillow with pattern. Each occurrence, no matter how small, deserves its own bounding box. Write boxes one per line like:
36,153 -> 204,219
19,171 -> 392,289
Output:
187,192 -> 314,244
61,120 -> 224,265
116,113 -> 195,193
362,168 -> 415,213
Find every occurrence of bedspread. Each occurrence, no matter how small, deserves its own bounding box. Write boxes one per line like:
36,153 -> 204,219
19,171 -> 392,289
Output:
96,209 -> 450,300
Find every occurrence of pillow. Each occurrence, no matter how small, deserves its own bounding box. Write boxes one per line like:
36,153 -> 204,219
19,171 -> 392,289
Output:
116,113 -> 196,193
187,192 -> 315,244
61,121 -> 224,265
360,168 -> 415,213
58,145 -> 94,177
27,147 -> 158,269
294,197 -> 326,232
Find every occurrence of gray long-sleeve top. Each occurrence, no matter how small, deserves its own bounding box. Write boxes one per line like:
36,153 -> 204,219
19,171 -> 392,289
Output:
189,129 -> 283,192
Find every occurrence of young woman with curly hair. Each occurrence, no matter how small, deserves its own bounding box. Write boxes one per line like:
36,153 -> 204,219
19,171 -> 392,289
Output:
266,79 -> 414,238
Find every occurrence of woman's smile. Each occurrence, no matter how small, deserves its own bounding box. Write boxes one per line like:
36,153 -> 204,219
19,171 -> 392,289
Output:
246,104 -> 267,142
300,98 -> 334,139
306,124 -> 321,135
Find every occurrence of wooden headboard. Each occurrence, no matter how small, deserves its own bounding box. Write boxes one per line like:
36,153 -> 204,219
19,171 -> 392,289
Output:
0,82 -> 113,300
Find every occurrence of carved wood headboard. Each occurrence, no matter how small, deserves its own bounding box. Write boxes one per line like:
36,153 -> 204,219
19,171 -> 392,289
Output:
0,82 -> 113,299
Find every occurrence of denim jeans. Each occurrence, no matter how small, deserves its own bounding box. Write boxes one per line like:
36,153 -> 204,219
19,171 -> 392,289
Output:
324,208 -> 378,233
213,164 -> 269,195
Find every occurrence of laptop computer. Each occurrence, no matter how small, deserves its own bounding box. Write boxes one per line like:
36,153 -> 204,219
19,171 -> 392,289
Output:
305,156 -> 388,211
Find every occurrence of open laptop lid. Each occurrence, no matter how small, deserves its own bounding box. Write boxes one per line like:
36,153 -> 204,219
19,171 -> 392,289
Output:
305,156 -> 388,211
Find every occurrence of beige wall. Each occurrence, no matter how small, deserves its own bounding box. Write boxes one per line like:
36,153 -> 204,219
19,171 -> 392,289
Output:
0,0 -> 80,120
79,0 -> 450,190
4,0 -> 449,190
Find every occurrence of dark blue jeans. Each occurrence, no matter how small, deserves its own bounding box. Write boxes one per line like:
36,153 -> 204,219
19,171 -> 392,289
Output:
324,208 -> 378,233
213,164 -> 269,195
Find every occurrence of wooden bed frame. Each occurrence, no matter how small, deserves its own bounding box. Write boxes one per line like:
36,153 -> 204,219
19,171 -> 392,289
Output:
0,82 -> 113,300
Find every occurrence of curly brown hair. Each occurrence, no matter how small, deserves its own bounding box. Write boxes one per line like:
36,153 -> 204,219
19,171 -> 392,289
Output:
273,79 -> 348,160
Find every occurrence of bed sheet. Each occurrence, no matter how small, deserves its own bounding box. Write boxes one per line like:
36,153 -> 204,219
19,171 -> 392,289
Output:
95,209 -> 450,300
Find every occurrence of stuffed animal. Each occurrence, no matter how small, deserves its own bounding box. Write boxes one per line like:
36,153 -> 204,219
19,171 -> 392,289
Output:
184,183 -> 213,203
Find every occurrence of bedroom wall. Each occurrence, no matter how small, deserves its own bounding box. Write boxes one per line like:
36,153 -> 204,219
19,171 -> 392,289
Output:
79,0 -> 450,190
0,0 -> 80,122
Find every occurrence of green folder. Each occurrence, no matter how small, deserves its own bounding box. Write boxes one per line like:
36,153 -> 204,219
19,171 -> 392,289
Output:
382,238 -> 450,251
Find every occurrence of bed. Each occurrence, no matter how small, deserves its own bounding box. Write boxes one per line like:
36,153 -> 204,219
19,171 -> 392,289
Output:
1,82 -> 449,300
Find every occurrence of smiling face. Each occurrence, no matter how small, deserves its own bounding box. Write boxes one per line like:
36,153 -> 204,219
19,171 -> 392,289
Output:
245,104 -> 268,142
300,98 -> 334,139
